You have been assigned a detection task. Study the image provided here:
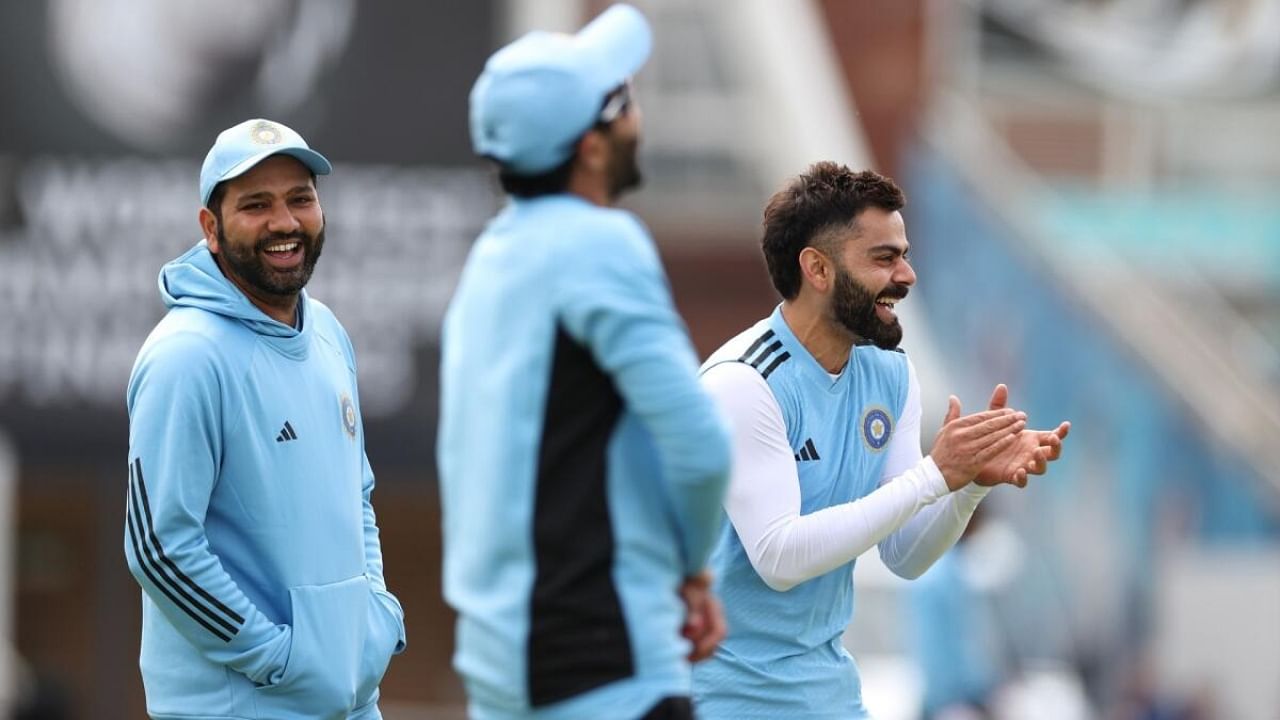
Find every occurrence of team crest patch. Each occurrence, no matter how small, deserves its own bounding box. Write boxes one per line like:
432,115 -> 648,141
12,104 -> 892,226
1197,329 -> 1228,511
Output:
249,120 -> 282,145
861,406 -> 893,452
340,393 -> 357,439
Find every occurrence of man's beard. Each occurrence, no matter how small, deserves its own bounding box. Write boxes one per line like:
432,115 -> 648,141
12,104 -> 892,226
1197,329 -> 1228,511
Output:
832,267 -> 908,350
606,133 -> 642,199
217,224 -> 325,298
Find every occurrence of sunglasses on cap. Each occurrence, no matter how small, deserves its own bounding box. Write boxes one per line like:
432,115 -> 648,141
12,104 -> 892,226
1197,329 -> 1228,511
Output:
597,82 -> 633,126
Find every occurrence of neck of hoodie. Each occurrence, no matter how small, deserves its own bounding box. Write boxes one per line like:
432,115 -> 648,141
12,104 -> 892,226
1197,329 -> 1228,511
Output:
159,241 -> 312,361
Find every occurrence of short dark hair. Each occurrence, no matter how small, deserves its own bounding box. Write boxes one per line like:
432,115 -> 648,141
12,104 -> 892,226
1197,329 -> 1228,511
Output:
206,182 -> 229,218
496,153 -> 576,198
760,162 -> 906,299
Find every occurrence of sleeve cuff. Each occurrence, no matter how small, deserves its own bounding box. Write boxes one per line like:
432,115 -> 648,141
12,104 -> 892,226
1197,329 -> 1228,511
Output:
240,624 -> 292,686
919,455 -> 949,500
920,457 -> 992,502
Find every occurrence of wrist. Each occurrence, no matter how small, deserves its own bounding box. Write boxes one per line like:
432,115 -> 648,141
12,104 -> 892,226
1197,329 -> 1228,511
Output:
683,570 -> 712,588
917,456 -> 951,498
929,455 -> 971,492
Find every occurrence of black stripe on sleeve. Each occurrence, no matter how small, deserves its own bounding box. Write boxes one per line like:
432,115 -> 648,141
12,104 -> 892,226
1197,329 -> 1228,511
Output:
127,492 -> 232,642
749,340 -> 783,370
737,329 -> 776,363
805,438 -> 820,461
132,459 -> 245,629
128,472 -> 238,636
760,351 -> 791,379
127,464 -> 235,641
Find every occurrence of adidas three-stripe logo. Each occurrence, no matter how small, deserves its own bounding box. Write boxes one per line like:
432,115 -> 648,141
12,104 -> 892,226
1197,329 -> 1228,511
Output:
794,438 -> 821,462
125,458 -> 244,642
738,329 -> 790,379
276,421 -> 298,443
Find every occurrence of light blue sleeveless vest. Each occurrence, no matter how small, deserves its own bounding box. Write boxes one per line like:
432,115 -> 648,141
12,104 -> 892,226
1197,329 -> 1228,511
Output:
693,306 -> 909,719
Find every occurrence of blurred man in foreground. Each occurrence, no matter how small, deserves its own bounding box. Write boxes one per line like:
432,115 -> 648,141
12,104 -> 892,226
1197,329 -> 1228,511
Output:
125,118 -> 405,720
438,5 -> 731,719
692,162 -> 1069,718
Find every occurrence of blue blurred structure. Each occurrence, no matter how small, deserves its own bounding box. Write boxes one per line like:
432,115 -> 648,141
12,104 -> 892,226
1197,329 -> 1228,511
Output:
907,535 -> 1000,718
1038,186 -> 1280,376
905,139 -> 1280,710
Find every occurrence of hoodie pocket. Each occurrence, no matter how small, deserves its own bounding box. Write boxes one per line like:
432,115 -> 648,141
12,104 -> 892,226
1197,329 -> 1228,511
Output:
254,574 -> 370,719
353,587 -> 406,709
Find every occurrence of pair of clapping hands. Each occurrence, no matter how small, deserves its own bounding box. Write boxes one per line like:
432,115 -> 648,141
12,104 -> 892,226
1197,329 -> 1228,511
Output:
931,384 -> 1071,492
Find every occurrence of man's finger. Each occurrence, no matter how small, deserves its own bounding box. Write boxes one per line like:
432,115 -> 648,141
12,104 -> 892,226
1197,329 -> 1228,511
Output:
1037,430 -> 1062,447
1031,448 -> 1048,474
944,395 -> 962,425
683,610 -> 704,638
1039,425 -> 1068,460
689,600 -> 726,662
688,613 -> 711,660
987,384 -> 1008,411
703,598 -> 727,659
970,411 -> 1026,437
951,407 -> 1018,430
975,426 -> 1022,460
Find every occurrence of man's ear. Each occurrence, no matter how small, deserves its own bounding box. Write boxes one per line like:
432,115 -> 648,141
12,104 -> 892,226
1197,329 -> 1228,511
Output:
575,130 -> 608,174
198,207 -> 219,253
798,246 -> 833,293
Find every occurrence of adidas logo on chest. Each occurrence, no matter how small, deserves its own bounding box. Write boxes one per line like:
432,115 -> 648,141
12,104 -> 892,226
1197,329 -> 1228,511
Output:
275,421 -> 298,443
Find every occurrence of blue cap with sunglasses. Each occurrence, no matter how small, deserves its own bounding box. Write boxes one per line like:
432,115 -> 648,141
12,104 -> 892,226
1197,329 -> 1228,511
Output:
469,3 -> 651,174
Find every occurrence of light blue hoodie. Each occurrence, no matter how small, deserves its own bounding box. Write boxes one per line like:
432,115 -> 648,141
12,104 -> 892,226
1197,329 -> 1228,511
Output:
125,241 -> 405,720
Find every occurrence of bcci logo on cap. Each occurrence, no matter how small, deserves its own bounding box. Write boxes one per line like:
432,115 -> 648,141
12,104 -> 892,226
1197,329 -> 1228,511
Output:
340,392 -> 357,439
249,120 -> 283,145
861,406 -> 893,452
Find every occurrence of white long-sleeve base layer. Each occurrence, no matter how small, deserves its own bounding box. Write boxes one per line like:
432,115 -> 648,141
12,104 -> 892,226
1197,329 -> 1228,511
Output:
701,357 -> 989,592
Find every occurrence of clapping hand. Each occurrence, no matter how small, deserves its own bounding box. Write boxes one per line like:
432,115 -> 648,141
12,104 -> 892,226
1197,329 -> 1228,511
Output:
929,402 -> 1026,491
973,384 -> 1070,488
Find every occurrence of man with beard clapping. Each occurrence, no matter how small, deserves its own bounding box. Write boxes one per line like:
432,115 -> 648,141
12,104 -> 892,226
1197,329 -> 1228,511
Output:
691,162 -> 1070,719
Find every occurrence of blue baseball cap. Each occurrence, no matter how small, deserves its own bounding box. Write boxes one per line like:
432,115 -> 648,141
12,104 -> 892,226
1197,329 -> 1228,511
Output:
469,3 -> 652,174
199,118 -> 332,207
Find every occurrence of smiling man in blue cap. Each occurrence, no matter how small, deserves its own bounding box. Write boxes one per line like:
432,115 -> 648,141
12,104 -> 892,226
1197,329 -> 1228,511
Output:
125,118 -> 406,719
439,5 -> 732,719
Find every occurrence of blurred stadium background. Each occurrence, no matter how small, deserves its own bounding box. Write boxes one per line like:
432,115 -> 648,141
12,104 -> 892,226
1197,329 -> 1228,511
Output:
1,0 -> 1277,718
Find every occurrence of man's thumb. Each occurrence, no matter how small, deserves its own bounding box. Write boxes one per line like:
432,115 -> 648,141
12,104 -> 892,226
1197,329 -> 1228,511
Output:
944,395 -> 961,425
